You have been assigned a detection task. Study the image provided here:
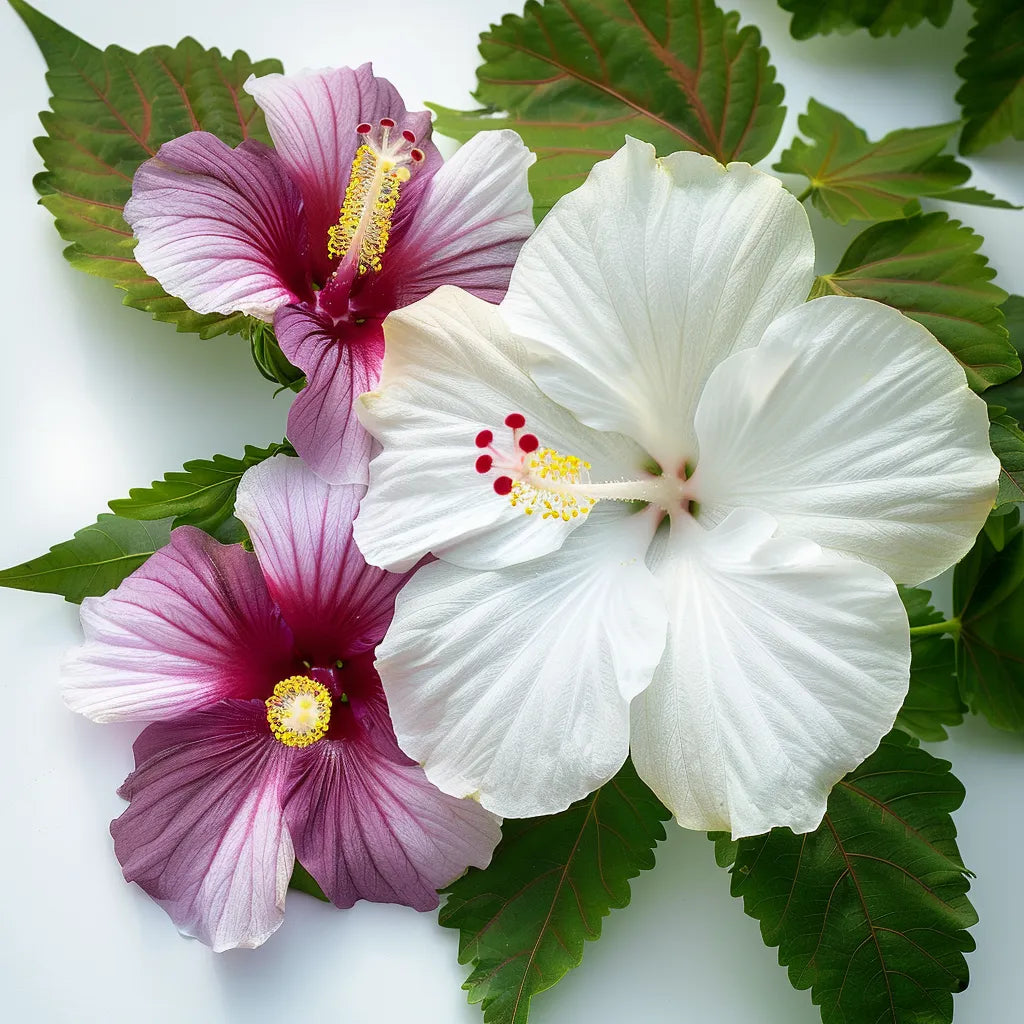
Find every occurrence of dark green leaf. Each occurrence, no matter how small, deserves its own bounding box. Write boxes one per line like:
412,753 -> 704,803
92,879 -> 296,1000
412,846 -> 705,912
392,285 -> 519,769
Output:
956,0 -> 1024,155
289,861 -> 329,902
245,320 -> 305,392
0,515 -> 172,603
10,0 -> 282,338
775,101 -> 976,224
777,0 -> 953,39
712,730 -> 976,1024
989,411 -> 1024,508
984,296 -> 1024,420
935,185 -> 1021,211
810,212 -> 1018,390
897,585 -> 964,741
954,508 -> 1024,730
430,0 -> 785,219
440,759 -> 669,1024
108,442 -> 294,544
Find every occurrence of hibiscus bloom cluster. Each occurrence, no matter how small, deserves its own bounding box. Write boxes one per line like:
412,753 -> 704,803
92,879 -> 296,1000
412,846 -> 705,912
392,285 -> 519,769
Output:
63,64 -> 998,949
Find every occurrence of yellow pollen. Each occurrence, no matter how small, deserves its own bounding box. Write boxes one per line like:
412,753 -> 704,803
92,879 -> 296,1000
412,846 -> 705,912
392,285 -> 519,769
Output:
510,447 -> 597,522
326,144 -> 409,274
265,675 -> 332,748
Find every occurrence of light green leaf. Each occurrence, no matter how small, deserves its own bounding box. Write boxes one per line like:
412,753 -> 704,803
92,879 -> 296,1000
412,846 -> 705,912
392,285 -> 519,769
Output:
712,730 -> 976,1024
0,515 -> 172,603
956,0 -> 1024,155
777,0 -> 953,39
440,759 -> 669,1024
810,212 -> 1018,390
984,296 -> 1024,421
936,185 -> 1021,210
10,0 -> 282,338
430,0 -> 785,219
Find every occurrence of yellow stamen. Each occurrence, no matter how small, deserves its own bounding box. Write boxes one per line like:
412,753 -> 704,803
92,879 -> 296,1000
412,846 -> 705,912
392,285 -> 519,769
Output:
510,448 -> 597,522
265,675 -> 332,748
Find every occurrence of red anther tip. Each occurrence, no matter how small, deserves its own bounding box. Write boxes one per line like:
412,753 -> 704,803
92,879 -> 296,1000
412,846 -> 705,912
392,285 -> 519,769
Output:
356,122 -> 372,134
475,455 -> 493,474
402,129 -> 417,143
475,430 -> 493,448
379,117 -> 396,128
505,413 -> 526,429
518,433 -> 539,453
410,148 -> 425,162
493,476 -> 513,496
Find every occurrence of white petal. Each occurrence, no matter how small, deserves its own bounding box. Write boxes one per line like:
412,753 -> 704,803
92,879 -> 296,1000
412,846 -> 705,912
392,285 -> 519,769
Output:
693,295 -> 999,585
630,509 -> 910,839
501,139 -> 814,469
375,508 -> 668,818
354,286 -> 646,572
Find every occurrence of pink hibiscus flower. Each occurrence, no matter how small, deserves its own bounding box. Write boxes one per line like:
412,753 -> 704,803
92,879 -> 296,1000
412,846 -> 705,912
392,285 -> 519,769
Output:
124,65 -> 535,484
61,456 -> 501,951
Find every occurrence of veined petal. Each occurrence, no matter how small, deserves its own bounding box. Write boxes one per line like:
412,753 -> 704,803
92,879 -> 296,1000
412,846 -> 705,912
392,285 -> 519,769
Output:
275,306 -> 384,486
693,295 -> 999,585
630,510 -> 910,839
359,130 -> 535,312
62,528 -> 294,723
112,702 -> 293,951
124,133 -> 310,320
502,139 -> 814,470
355,286 -> 647,572
234,456 -> 409,664
375,508 -> 668,818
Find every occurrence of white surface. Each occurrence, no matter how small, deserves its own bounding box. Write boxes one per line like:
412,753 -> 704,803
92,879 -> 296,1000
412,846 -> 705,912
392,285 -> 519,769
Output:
0,1 -> 1022,1021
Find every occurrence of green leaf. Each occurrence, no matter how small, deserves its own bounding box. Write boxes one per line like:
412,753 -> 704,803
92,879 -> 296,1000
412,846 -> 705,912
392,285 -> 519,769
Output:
935,185 -> 1022,211
897,586 -> 965,741
956,0 -> 1024,155
984,296 -> 1024,421
810,212 -> 1018,390
10,0 -> 282,338
954,508 -> 1024,730
440,759 -> 670,1024
430,0 -> 785,219
989,411 -> 1024,508
289,861 -> 329,903
245,320 -> 305,393
108,442 -> 294,544
775,101 -> 978,224
777,0 -> 953,39
0,515 -> 172,603
712,730 -> 976,1024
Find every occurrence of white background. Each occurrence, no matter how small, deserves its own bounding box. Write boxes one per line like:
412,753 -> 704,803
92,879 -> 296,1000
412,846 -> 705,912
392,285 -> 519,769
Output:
1,1 -> 1022,1022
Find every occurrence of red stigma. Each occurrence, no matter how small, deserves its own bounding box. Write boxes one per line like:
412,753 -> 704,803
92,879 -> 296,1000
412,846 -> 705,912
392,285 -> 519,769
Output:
475,455 -> 493,474
518,434 -> 539,453
356,122 -> 372,135
475,430 -> 493,448
380,117 -> 396,128
493,476 -> 513,496
402,129 -> 417,143
505,413 -> 526,429
410,148 -> 425,162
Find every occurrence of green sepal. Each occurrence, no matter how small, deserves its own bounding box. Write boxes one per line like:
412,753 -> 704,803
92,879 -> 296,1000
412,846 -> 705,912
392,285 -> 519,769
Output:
245,320 -> 306,392
289,861 -> 330,903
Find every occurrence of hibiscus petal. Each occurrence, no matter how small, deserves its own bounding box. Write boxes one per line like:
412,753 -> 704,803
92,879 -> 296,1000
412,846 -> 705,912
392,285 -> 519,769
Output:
629,509 -> 910,839
112,702 -> 294,951
375,508 -> 668,818
360,130 -> 535,312
234,455 -> 409,663
124,133 -> 310,319
273,306 -> 384,486
693,295 -> 999,585
62,527 -> 294,722
355,287 -> 647,572
501,139 -> 814,470
245,66 -> 439,283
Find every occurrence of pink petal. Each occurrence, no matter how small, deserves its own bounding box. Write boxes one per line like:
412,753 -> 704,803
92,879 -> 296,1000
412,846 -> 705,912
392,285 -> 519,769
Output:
112,702 -> 294,951
245,66 -> 440,283
124,133 -> 312,319
275,305 -> 385,485
233,456 -> 411,663
62,527 -> 295,722
282,667 -> 501,910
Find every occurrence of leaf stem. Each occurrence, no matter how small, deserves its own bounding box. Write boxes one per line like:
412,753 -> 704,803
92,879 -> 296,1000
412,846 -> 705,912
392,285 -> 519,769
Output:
909,617 -> 961,639
795,185 -> 813,203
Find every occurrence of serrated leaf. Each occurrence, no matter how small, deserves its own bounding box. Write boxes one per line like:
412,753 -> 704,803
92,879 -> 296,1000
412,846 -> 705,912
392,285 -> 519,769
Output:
984,296 -> 1024,421
775,100 -> 978,224
0,515 -> 172,603
430,0 -> 785,219
440,759 -> 669,1024
989,412 -> 1024,508
936,185 -> 1022,210
811,212 -> 1018,390
777,0 -> 953,39
108,442 -> 293,544
954,508 -> 1024,730
713,730 -> 976,1024
897,585 -> 964,741
10,0 -> 282,338
956,0 -> 1024,155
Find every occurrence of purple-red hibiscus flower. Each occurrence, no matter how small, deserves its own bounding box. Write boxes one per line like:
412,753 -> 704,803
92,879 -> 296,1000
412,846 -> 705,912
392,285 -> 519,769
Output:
60,455 -> 500,951
124,65 -> 534,484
